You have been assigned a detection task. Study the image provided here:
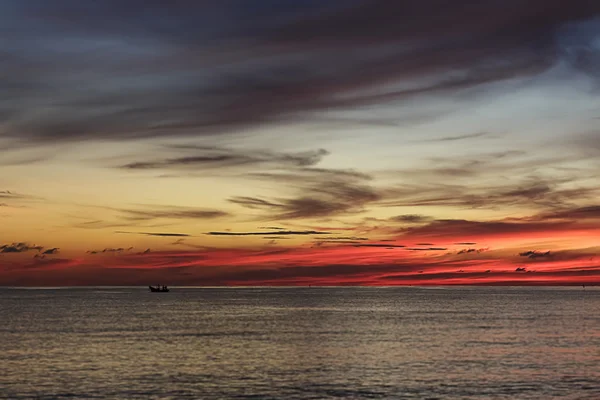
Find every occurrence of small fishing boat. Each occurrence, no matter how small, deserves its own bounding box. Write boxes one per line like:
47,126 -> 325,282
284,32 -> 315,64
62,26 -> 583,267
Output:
149,285 -> 169,292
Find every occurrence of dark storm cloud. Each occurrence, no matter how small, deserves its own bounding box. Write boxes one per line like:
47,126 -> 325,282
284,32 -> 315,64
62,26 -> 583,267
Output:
208,230 -> 330,236
115,231 -> 191,237
2,1 -> 598,145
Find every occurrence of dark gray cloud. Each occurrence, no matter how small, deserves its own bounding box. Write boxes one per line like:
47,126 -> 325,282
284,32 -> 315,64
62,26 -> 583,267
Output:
389,214 -> 433,223
115,231 -> 191,237
399,218 -> 572,238
352,244 -> 406,248
534,205 -> 600,221
87,247 -> 133,255
70,205 -> 228,230
519,250 -> 552,259
419,132 -> 489,142
407,247 -> 448,251
120,147 -> 328,171
42,248 -> 60,255
457,248 -> 487,254
229,166 -> 379,220
381,177 -> 599,210
325,236 -> 369,241
208,230 -> 330,236
2,1 -> 598,146
114,206 -> 228,221
0,242 -> 44,253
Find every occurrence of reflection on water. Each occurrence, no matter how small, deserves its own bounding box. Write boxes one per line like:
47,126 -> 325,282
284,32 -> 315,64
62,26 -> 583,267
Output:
2,287 -> 599,399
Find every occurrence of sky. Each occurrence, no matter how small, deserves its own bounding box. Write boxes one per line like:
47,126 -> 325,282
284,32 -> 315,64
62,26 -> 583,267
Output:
1,0 -> 600,286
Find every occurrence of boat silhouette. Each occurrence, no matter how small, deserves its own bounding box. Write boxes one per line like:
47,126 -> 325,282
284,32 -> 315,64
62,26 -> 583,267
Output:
149,285 -> 169,292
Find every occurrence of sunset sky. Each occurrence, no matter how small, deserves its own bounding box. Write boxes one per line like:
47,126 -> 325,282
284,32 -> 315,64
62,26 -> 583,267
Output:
1,1 -> 600,286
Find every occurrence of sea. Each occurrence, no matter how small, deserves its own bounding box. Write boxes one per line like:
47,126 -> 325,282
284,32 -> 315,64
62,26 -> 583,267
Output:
1,287 -> 599,399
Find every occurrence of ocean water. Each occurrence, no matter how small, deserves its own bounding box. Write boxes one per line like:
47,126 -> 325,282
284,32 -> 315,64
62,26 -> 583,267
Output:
1,287 -> 599,399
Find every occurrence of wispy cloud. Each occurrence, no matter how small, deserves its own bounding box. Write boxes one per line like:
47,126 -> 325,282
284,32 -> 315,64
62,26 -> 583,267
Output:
208,230 -> 330,236
120,146 -> 328,171
418,132 -> 489,142
87,247 -> 133,255
115,231 -> 191,237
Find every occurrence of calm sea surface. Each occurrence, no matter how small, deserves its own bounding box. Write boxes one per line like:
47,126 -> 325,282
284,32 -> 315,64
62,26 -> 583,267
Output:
1,287 -> 599,399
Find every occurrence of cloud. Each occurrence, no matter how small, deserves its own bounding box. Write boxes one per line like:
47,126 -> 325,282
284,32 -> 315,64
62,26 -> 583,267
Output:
208,230 -> 330,236
4,1 -> 597,146
0,190 -> 29,200
113,206 -> 228,221
407,247 -> 448,251
389,214 -> 432,223
87,247 -> 133,255
534,205 -> 600,221
381,175 -> 599,210
418,132 -> 489,142
42,248 -> 60,255
352,244 -> 406,248
115,231 -> 191,237
0,242 -> 44,253
229,169 -> 380,220
324,236 -> 369,241
120,147 -> 329,171
519,250 -> 552,259
398,218 -> 573,239
457,248 -> 488,255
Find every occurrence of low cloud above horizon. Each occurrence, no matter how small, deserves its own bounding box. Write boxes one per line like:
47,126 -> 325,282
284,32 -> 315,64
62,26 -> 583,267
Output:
1,1 -> 600,286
